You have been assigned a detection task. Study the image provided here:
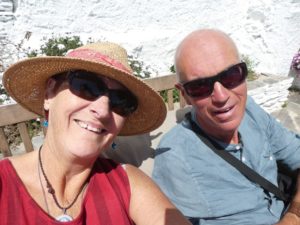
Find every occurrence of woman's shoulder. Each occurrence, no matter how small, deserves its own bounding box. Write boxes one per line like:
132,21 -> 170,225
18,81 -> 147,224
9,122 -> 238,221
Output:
124,164 -> 191,225
0,158 -> 12,176
7,151 -> 37,175
92,157 -> 130,188
93,157 -> 123,173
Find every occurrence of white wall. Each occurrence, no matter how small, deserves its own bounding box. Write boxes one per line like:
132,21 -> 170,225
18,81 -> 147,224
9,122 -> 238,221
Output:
1,0 -> 300,76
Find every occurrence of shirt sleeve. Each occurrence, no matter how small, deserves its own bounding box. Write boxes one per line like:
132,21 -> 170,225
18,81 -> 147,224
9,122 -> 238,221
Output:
246,96 -> 300,170
267,113 -> 300,170
152,125 -> 210,218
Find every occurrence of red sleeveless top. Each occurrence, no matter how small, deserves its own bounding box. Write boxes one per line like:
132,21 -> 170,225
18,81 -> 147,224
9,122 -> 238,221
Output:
0,158 -> 134,225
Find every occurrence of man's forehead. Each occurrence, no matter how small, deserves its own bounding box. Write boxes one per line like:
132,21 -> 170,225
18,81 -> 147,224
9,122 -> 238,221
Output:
177,47 -> 240,81
175,30 -> 240,80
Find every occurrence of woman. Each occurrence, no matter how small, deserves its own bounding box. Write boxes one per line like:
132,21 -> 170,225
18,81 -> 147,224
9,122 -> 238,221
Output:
0,42 -> 191,225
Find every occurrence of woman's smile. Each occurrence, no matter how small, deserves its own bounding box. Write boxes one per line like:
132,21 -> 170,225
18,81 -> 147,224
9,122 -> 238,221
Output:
75,119 -> 108,135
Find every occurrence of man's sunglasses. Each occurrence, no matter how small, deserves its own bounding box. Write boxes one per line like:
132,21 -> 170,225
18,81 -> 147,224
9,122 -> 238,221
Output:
58,70 -> 138,117
181,62 -> 248,98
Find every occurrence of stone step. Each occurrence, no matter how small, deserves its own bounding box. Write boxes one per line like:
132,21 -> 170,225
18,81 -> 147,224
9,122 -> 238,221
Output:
287,101 -> 300,113
248,75 -> 293,113
271,101 -> 300,133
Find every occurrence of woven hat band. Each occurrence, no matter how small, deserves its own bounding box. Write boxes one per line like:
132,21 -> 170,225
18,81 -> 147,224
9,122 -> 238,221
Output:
66,48 -> 132,73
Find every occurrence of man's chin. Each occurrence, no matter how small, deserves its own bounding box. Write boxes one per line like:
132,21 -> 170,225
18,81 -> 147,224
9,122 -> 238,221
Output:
211,120 -> 241,135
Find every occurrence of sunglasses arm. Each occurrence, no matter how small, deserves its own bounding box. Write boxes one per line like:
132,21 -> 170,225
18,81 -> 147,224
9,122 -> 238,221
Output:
175,83 -> 191,105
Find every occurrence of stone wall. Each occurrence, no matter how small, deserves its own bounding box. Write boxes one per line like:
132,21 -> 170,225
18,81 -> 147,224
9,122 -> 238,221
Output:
0,0 -> 298,111
0,0 -> 16,73
248,76 -> 293,113
1,0 -> 300,77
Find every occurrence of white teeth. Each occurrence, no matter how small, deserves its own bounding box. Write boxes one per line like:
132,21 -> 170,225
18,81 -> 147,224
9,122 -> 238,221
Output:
77,121 -> 102,133
87,125 -> 101,133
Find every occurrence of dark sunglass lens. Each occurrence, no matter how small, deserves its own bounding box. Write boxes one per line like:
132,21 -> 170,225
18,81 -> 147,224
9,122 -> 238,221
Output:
184,79 -> 212,98
109,90 -> 138,116
69,71 -> 107,100
68,70 -> 138,116
221,63 -> 247,89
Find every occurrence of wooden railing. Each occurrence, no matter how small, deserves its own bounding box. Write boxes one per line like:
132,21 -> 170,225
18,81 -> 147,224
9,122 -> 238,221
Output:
0,74 -> 185,157
0,103 -> 49,157
144,74 -> 186,110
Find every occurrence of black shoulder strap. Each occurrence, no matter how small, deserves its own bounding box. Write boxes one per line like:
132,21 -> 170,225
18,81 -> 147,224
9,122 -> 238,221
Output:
185,112 -> 288,202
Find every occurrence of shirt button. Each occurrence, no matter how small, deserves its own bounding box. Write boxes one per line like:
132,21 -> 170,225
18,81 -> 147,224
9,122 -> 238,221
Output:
236,145 -> 241,150
242,156 -> 246,162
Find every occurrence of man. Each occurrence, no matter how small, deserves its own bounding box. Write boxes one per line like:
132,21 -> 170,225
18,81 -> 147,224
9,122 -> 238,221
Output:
152,29 -> 300,225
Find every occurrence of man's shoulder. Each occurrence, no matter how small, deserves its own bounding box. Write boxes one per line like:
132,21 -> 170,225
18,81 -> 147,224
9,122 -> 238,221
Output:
245,95 -> 268,115
160,118 -> 193,141
244,96 -> 270,122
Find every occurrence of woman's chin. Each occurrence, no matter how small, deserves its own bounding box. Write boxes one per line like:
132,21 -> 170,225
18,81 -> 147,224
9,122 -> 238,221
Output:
65,143 -> 101,159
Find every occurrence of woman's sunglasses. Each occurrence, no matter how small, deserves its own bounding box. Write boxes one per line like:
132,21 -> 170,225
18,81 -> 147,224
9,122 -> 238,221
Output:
181,62 -> 248,98
58,70 -> 138,117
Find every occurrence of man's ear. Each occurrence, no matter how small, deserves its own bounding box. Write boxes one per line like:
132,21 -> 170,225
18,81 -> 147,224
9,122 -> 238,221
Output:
175,83 -> 191,105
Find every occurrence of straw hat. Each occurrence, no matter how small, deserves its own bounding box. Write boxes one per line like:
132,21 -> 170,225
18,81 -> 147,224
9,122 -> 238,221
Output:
3,42 -> 167,136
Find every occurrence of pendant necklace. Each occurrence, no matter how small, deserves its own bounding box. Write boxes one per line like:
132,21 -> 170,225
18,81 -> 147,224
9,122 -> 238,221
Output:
38,158 -> 50,213
38,146 -> 86,222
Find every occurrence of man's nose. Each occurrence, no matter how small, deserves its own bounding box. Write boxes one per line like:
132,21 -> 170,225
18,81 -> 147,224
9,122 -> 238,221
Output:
211,81 -> 230,103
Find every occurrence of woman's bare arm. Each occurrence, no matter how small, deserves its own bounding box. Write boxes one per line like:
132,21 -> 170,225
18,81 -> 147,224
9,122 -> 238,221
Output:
126,164 -> 191,225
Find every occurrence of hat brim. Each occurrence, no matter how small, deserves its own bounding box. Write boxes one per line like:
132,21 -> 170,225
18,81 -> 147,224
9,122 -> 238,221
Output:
3,56 -> 166,136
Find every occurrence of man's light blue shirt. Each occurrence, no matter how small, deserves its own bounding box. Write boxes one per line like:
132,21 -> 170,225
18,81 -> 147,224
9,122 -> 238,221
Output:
152,96 -> 300,225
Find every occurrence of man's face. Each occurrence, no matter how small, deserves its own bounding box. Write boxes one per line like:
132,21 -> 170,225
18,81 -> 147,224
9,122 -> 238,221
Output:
176,33 -> 247,142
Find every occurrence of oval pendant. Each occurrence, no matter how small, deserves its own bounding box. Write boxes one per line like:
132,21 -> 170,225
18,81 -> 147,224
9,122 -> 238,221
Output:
56,214 -> 73,222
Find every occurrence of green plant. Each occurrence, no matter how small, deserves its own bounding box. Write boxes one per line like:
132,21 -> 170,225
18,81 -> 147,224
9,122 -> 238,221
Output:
241,54 -> 258,81
0,84 -> 9,104
27,36 -> 83,57
27,119 -> 42,138
170,65 -> 176,73
160,89 -> 180,103
26,49 -> 38,58
27,36 -> 152,80
128,55 -> 151,79
281,101 -> 288,108
159,64 -> 179,103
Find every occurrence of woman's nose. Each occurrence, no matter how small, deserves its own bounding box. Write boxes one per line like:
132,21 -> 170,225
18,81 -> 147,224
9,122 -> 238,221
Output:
89,95 -> 111,119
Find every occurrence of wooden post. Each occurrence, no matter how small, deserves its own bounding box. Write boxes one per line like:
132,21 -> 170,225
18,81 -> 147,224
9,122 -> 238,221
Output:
0,128 -> 12,157
167,89 -> 174,110
17,122 -> 34,153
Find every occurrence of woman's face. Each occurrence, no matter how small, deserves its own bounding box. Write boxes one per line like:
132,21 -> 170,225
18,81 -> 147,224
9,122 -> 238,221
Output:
44,72 -> 131,159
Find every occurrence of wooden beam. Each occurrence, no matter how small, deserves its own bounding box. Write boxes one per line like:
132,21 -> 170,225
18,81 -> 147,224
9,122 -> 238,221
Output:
0,104 -> 39,127
144,74 -> 177,91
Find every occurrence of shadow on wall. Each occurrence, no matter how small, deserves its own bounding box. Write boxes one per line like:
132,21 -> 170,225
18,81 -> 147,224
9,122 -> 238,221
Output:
103,133 -> 160,167
102,106 -> 192,168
